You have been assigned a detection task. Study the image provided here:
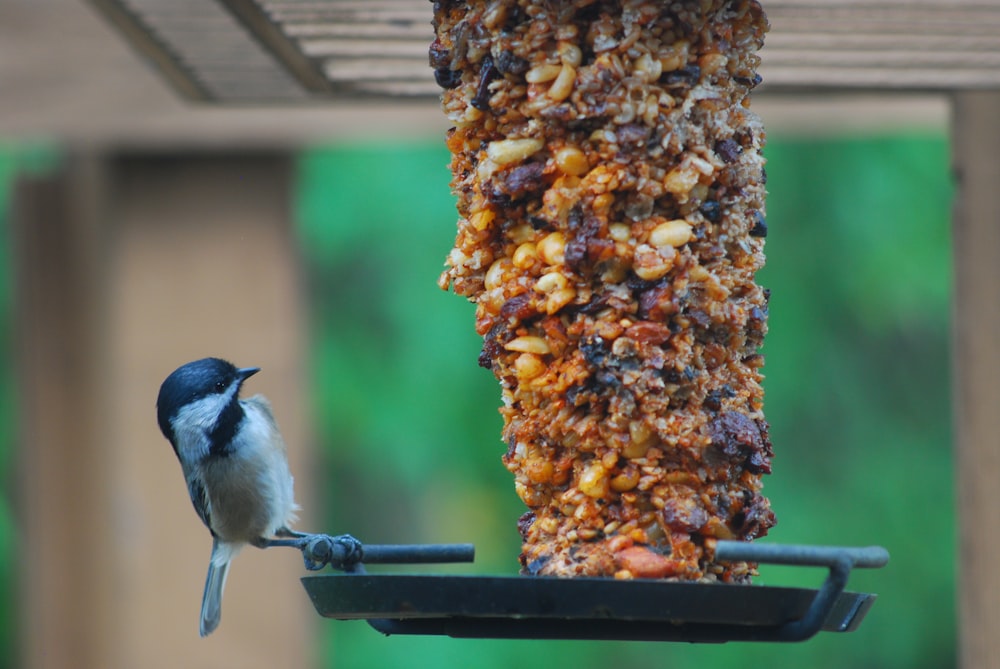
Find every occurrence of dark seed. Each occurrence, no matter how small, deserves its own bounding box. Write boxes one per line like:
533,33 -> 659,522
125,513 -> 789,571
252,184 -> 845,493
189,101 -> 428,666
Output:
434,68 -> 462,89
662,64 -> 701,87
428,39 -> 451,70
496,50 -> 528,75
715,138 -> 743,163
749,211 -> 767,238
700,200 -> 721,223
471,54 -> 499,111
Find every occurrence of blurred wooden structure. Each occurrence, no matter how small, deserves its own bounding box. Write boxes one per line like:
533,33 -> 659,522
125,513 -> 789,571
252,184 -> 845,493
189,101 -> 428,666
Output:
87,0 -> 1000,101
0,0 -> 995,668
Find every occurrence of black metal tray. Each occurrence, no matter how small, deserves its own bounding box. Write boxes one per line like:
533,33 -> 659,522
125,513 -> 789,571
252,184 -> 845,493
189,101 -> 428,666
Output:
297,538 -> 888,643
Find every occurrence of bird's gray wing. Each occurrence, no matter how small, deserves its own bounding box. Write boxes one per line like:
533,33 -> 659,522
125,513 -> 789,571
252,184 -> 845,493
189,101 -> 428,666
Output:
243,394 -> 289,454
243,394 -> 279,430
187,475 -> 214,533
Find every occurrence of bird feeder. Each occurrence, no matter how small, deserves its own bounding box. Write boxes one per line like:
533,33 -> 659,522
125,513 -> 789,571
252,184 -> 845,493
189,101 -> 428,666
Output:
23,0 -> 999,660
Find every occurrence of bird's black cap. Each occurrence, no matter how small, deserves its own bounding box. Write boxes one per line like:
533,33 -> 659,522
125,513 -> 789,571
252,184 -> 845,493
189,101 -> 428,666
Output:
156,357 -> 259,444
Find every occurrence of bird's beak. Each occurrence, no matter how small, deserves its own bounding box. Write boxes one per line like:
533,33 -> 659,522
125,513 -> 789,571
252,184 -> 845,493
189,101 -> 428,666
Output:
237,366 -> 261,382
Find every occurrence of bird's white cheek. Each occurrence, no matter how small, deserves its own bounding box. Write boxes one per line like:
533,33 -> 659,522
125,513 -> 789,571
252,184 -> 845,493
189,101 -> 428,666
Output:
170,393 -> 234,463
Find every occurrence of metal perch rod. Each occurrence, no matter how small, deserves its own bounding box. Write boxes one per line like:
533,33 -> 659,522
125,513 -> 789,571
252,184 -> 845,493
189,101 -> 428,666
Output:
715,541 -> 890,569
264,532 -> 475,571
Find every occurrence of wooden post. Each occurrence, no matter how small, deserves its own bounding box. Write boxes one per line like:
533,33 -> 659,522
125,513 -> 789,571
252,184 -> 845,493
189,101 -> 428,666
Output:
953,91 -> 1000,669
12,152 -> 314,669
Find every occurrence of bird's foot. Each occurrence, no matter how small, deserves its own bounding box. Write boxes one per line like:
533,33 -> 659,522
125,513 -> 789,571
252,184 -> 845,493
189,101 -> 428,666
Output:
254,531 -> 364,572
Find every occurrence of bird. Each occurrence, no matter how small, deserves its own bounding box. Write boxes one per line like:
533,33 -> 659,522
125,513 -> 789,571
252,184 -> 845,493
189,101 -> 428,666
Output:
156,357 -> 303,637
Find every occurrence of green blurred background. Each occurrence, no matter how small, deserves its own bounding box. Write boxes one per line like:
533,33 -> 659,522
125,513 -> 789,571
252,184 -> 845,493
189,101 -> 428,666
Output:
0,131 -> 954,667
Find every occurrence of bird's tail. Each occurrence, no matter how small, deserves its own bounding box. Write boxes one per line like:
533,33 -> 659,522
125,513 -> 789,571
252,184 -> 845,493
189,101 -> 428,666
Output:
200,539 -> 234,637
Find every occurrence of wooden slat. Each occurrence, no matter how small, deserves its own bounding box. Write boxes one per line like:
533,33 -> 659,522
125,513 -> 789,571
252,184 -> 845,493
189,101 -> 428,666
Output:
88,0 -> 311,101
83,0 -> 1000,102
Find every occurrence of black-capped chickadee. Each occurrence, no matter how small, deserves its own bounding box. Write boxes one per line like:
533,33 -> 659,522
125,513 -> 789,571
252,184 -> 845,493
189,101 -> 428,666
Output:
156,357 -> 305,637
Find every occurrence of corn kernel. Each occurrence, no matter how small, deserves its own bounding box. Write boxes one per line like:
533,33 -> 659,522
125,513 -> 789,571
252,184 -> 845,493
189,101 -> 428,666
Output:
633,52 -> 662,81
558,42 -> 583,68
632,243 -> 675,281
505,336 -> 551,354
688,264 -> 711,282
484,258 -> 511,290
706,518 -> 736,540
628,420 -> 653,446
649,219 -> 692,248
659,41 -> 689,72
554,145 -> 589,176
610,468 -> 640,492
545,287 -> 577,314
601,451 -> 619,469
534,271 -> 568,293
699,52 -> 729,76
537,231 -> 567,265
508,224 -> 535,244
663,165 -> 700,198
547,64 -> 576,102
512,242 -> 538,269
487,137 -> 544,166
470,208 -> 495,231
514,353 -> 546,380
601,260 -> 628,284
594,192 -> 615,214
623,426 -> 655,459
578,461 -> 609,499
608,223 -> 632,242
463,106 -> 484,123
540,517 -> 559,534
690,182 -> 710,203
525,457 -> 554,484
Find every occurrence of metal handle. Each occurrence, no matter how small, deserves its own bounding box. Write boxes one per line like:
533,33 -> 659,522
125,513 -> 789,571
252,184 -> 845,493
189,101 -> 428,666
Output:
715,541 -> 889,641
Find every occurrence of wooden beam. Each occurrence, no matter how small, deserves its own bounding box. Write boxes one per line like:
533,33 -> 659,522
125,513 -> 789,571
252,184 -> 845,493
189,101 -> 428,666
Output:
952,91 -> 1000,669
12,154 -> 114,669
11,151 -> 314,669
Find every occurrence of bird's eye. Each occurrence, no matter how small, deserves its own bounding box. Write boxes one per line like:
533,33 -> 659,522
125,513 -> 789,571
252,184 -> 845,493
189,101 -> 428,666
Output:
215,381 -> 226,392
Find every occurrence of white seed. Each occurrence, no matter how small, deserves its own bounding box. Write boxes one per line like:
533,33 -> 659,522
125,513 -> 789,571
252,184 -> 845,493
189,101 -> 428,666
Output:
689,154 -> 715,176
547,64 -> 577,102
650,219 -> 693,248
487,138 -> 544,166
505,336 -> 551,355
525,64 -> 562,83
